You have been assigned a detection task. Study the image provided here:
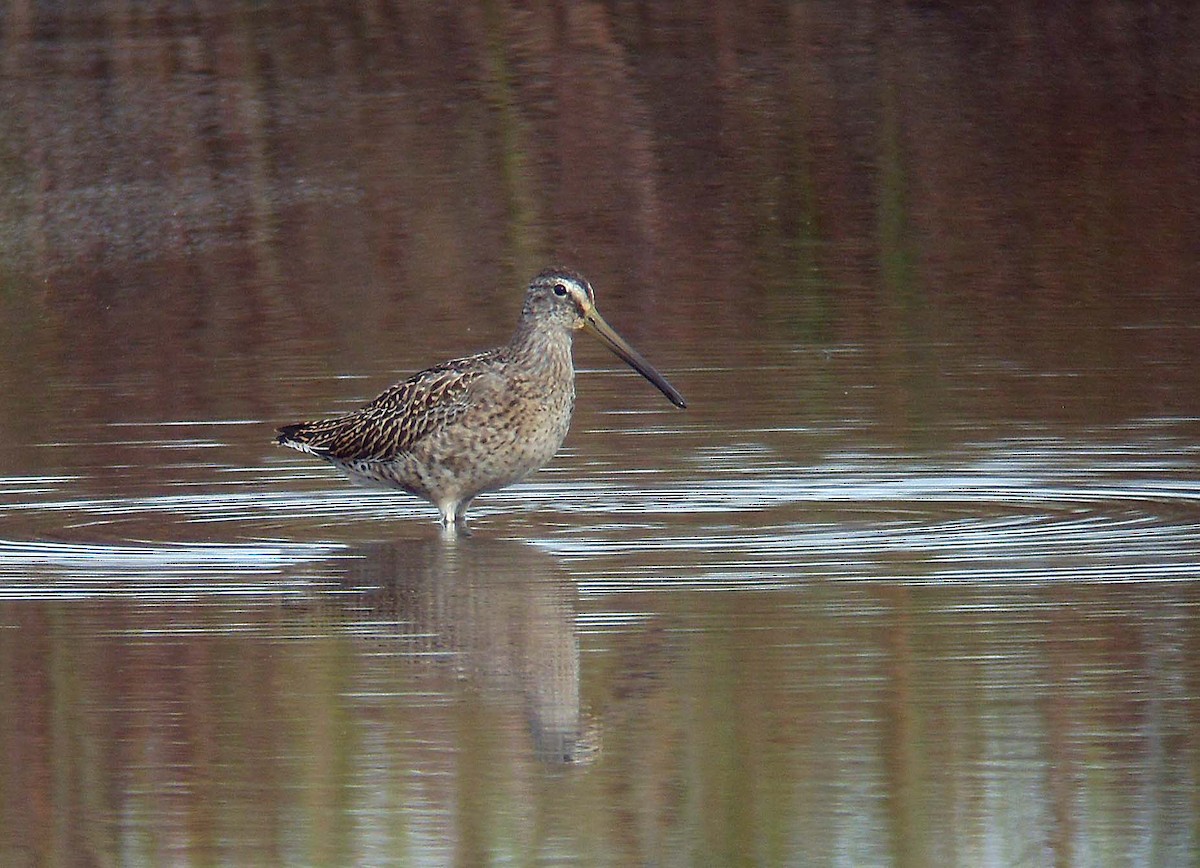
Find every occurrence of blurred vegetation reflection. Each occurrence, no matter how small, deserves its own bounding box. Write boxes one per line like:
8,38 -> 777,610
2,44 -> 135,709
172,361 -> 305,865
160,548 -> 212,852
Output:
0,2 -> 1195,440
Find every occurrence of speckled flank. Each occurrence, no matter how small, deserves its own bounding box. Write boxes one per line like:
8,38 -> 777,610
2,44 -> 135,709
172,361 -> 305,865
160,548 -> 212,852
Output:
275,267 -> 685,527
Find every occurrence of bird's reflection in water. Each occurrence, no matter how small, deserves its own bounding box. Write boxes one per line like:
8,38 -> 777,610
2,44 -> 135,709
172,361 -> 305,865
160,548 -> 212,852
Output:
336,533 -> 592,766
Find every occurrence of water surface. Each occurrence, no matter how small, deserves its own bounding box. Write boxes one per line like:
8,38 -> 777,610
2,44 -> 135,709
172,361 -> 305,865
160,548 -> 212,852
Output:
1,3 -> 1199,865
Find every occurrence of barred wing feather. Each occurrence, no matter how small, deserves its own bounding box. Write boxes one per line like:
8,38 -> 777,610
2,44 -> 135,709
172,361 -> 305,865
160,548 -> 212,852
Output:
275,353 -> 493,462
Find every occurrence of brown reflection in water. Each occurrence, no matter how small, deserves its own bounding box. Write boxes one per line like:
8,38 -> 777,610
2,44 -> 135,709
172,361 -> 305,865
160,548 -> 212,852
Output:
0,3 -> 1196,449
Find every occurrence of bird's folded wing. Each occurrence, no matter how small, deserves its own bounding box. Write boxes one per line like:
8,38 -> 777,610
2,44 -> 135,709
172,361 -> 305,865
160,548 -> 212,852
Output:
276,353 -> 494,462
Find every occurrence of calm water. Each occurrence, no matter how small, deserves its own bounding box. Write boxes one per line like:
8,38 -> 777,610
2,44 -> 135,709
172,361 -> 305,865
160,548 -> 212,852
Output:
2,3 -> 1200,866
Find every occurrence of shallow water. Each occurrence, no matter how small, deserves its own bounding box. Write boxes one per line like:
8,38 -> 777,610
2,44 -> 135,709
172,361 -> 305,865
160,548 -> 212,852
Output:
2,3 -> 1200,866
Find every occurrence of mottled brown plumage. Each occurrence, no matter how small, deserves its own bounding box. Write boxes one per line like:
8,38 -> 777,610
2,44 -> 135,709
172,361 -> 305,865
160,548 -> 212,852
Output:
276,267 -> 686,528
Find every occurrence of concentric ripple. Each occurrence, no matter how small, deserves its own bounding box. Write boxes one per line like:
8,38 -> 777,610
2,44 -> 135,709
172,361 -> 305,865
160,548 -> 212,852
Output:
0,423 -> 1196,600
0,537 -> 348,600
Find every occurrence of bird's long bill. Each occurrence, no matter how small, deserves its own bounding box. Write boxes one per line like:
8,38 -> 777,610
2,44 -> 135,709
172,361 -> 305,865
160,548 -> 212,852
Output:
584,310 -> 687,408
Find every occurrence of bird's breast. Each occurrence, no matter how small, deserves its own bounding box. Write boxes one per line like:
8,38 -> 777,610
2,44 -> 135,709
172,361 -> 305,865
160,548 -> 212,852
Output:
402,362 -> 575,501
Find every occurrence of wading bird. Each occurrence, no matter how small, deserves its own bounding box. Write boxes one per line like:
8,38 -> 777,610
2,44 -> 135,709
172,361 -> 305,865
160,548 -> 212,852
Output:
276,267 -> 686,529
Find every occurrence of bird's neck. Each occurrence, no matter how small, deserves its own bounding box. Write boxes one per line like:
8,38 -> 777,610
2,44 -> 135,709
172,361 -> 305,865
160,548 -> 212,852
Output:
507,317 -> 575,375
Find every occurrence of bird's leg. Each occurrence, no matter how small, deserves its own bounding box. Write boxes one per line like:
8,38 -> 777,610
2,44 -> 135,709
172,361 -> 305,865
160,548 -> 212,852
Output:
452,497 -> 474,536
437,498 -> 473,536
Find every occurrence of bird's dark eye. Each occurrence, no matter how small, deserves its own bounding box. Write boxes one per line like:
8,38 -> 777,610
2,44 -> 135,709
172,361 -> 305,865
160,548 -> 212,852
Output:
553,283 -> 568,297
